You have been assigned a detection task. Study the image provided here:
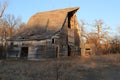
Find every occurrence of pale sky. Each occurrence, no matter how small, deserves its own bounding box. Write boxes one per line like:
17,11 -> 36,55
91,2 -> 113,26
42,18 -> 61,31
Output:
1,0 -> 120,34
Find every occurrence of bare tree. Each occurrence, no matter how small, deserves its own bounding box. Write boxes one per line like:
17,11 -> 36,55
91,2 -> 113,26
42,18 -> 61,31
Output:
4,14 -> 21,37
109,35 -> 120,53
0,1 -> 8,58
86,19 -> 110,54
79,20 -> 88,55
0,0 -> 8,43
17,23 -> 26,34
0,1 -> 7,18
0,19 -> 8,58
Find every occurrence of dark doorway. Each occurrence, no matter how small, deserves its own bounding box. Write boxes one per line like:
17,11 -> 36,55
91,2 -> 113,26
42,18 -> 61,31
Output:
56,46 -> 59,58
20,47 -> 28,58
68,45 -> 74,56
68,45 -> 71,56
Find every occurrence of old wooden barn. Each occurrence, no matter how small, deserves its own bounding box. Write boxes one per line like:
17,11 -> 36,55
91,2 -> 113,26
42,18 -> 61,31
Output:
7,7 -> 82,59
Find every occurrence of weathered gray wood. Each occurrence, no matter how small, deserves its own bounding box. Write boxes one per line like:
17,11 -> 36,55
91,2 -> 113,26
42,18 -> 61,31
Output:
7,7 -> 81,59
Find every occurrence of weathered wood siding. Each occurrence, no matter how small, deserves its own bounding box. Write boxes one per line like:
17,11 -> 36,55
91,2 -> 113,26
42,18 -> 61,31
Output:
7,41 -> 21,57
7,9 -> 81,58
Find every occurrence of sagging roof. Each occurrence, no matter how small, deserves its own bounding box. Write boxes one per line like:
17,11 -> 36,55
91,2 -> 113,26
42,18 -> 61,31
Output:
9,7 -> 79,41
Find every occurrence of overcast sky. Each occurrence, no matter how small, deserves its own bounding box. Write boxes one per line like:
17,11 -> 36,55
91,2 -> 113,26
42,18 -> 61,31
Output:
1,0 -> 120,34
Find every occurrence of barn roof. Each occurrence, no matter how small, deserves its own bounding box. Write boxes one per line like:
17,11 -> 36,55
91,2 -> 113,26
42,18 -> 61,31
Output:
9,7 -> 79,41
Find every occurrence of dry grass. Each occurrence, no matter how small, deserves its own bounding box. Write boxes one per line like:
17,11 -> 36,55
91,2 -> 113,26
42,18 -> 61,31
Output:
0,54 -> 120,80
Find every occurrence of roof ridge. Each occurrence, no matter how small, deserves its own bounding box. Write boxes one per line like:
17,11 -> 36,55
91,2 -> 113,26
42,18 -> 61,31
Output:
35,7 -> 80,15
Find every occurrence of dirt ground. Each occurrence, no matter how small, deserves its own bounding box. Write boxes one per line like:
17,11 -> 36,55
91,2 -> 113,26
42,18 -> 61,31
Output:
0,54 -> 120,80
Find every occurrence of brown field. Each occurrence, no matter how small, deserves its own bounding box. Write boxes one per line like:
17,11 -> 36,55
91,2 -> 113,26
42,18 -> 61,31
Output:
0,54 -> 120,80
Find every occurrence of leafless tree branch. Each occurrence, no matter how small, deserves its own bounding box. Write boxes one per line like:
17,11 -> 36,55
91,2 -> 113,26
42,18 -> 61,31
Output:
0,1 -> 7,18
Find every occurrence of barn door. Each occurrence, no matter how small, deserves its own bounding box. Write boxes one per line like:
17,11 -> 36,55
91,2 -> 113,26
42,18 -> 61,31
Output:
20,47 -> 28,58
56,46 -> 59,58
68,45 -> 74,56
